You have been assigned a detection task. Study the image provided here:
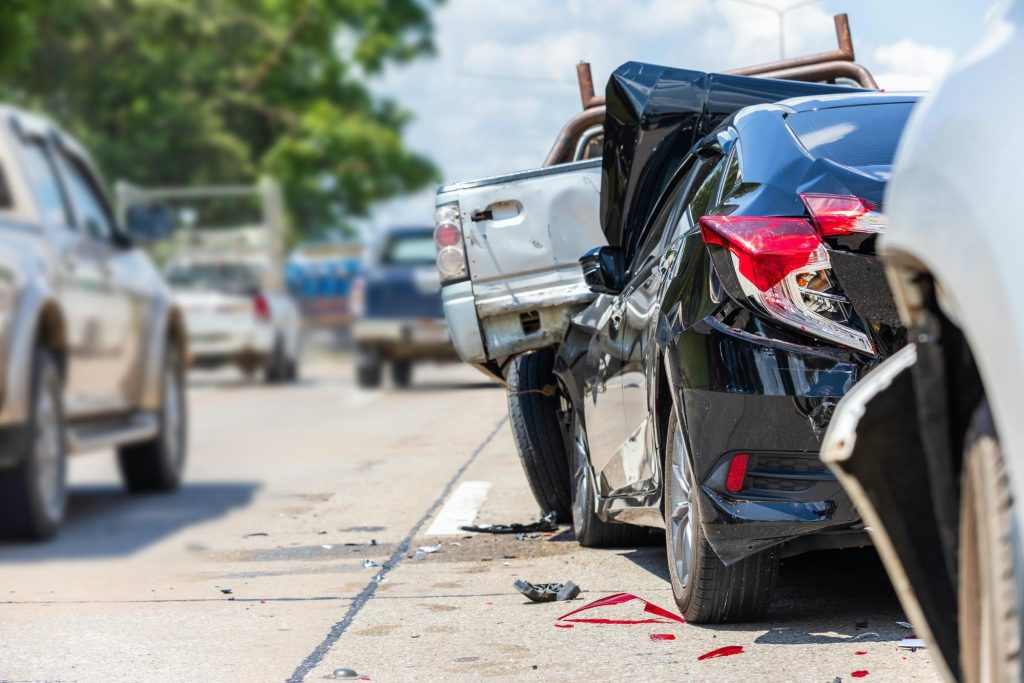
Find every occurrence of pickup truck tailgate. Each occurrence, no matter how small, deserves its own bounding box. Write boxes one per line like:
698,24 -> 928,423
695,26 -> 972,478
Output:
437,158 -> 604,363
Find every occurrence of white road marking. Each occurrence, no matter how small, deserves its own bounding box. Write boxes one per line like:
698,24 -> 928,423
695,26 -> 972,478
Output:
425,481 -> 492,535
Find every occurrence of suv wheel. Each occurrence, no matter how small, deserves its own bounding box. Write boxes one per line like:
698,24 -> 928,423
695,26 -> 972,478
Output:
506,350 -> 571,521
664,411 -> 777,623
959,399 -> 1021,683
264,337 -> 287,384
118,346 -> 187,492
391,360 -> 413,388
0,348 -> 67,540
356,346 -> 382,389
569,409 -> 647,547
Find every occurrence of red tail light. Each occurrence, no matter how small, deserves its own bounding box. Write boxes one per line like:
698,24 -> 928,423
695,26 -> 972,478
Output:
253,293 -> 271,320
800,193 -> 887,236
726,453 -> 750,494
434,202 -> 468,282
434,223 -> 461,248
699,216 -> 823,292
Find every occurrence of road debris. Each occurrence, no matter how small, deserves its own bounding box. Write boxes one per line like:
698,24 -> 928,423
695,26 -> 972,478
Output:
851,671 -> 869,678
697,645 -> 744,660
321,544 -> 333,550
898,638 -> 926,651
649,633 -> 676,641
850,632 -> 880,641
516,533 -> 543,541
555,592 -> 684,626
243,532 -> 269,538
514,580 -> 580,603
219,588 -> 232,595
460,511 -> 557,535
895,621 -> 913,629
325,668 -> 369,680
363,559 -> 382,569
855,651 -> 868,655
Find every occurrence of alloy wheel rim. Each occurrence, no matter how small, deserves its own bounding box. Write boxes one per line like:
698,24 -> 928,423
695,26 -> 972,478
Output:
35,381 -> 64,521
163,367 -> 183,469
669,424 -> 696,590
571,417 -> 590,531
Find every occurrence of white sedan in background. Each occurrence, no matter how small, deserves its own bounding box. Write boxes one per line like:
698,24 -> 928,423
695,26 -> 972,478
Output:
168,257 -> 303,382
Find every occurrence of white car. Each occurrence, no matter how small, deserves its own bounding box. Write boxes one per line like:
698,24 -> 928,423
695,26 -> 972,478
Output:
168,257 -> 302,382
821,2 -> 1024,681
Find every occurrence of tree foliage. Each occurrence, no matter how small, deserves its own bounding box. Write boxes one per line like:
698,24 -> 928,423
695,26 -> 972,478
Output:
0,0 -> 441,235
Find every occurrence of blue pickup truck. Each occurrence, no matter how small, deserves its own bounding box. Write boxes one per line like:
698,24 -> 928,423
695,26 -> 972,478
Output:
351,226 -> 457,388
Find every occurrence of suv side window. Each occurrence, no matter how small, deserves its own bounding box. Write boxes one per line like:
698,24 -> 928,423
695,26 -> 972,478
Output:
57,151 -> 116,242
19,140 -> 69,226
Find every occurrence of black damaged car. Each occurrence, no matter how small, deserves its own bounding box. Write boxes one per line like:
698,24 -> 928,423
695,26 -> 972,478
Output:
554,63 -> 918,622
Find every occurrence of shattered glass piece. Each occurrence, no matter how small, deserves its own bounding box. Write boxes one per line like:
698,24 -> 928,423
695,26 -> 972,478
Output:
556,592 -> 684,625
851,671 -> 869,678
649,633 -> 676,641
697,645 -> 744,660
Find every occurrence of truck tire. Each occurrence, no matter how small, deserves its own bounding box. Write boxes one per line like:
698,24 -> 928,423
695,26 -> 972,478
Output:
569,404 -> 647,547
507,350 -> 572,521
0,348 -> 67,540
118,346 -> 187,492
356,346 -> 382,389
391,360 -> 413,388
959,399 -> 1021,683
664,411 -> 777,623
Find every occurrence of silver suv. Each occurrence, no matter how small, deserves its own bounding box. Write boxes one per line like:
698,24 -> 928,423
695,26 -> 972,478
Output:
0,106 -> 188,539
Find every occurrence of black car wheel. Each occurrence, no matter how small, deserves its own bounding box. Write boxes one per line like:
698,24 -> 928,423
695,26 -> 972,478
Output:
356,346 -> 382,389
506,350 -> 572,521
0,348 -> 67,540
118,346 -> 187,492
959,399 -> 1021,683
570,409 -> 646,548
391,360 -> 413,388
664,410 -> 777,623
264,336 -> 287,384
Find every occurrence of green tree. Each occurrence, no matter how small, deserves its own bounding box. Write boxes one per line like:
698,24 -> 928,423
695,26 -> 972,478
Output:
0,0 -> 440,235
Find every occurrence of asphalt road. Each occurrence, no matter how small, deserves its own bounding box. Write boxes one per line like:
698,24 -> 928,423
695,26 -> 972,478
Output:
0,356 -> 941,682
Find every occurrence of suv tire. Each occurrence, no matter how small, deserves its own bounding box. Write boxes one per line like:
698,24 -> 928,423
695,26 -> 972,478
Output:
391,360 -> 413,388
356,346 -> 382,389
0,348 -> 67,540
506,350 -> 572,521
959,399 -> 1021,683
118,346 -> 187,492
664,411 -> 777,622
569,404 -> 647,547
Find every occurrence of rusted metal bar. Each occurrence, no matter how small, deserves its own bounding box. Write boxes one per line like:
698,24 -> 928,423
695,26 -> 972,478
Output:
757,60 -> 878,90
728,14 -> 856,76
576,62 -> 606,110
543,106 -> 606,167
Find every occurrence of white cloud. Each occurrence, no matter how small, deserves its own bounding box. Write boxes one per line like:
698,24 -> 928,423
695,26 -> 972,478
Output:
870,39 -> 955,91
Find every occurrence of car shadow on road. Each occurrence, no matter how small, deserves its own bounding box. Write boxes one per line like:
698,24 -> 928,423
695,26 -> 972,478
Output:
0,481 -> 259,562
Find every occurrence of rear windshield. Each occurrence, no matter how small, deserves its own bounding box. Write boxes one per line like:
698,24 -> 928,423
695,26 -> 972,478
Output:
382,234 -> 435,265
786,102 -> 915,168
166,262 -> 263,293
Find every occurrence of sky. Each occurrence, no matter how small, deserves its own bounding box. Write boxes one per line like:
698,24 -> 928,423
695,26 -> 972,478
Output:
365,0 -> 996,233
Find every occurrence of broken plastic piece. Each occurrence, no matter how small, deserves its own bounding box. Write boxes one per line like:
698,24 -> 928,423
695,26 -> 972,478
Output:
556,593 -> 685,625
649,633 -> 676,641
855,651 -> 867,655
554,623 -> 574,629
515,580 -> 580,603
363,559 -> 381,569
851,671 -> 869,678
697,645 -> 744,660
898,638 -> 926,651
219,588 -> 232,595
461,511 -> 558,534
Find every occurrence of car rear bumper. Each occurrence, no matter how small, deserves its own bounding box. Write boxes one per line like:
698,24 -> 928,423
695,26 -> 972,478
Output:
670,317 -> 874,564
353,317 -> 457,361
188,330 -> 273,363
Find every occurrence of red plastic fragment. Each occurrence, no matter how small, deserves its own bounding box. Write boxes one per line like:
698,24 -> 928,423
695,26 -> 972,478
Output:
556,592 -> 685,626
697,645 -> 744,660
554,623 -> 574,629
855,651 -> 868,655
649,633 -> 676,641
852,671 -> 869,678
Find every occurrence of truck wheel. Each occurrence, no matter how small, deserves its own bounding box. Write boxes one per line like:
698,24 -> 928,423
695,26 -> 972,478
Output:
356,347 -> 382,389
507,350 -> 572,521
569,407 -> 647,547
118,346 -> 187,492
0,348 -> 67,540
959,399 -> 1021,683
664,411 -> 777,623
391,361 -> 413,389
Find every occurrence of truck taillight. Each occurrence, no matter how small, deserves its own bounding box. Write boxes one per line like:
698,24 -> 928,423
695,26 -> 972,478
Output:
699,215 -> 874,354
800,193 -> 887,236
434,202 -> 468,283
253,293 -> 271,321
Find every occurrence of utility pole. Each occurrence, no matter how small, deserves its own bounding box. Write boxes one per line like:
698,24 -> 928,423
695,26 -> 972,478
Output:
723,0 -> 825,59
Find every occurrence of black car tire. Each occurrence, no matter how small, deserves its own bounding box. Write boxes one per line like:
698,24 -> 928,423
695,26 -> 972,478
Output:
391,360 -> 413,389
507,350 -> 572,521
959,399 -> 1021,683
264,337 -> 287,384
570,407 -> 647,548
118,346 -> 187,493
356,346 -> 382,389
0,348 -> 67,540
664,410 -> 777,623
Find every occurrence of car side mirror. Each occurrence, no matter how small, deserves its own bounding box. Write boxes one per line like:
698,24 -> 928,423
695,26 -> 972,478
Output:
125,203 -> 176,245
580,246 -> 625,295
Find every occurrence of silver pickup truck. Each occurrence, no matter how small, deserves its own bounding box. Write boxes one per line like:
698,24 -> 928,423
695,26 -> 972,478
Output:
0,105 -> 188,539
